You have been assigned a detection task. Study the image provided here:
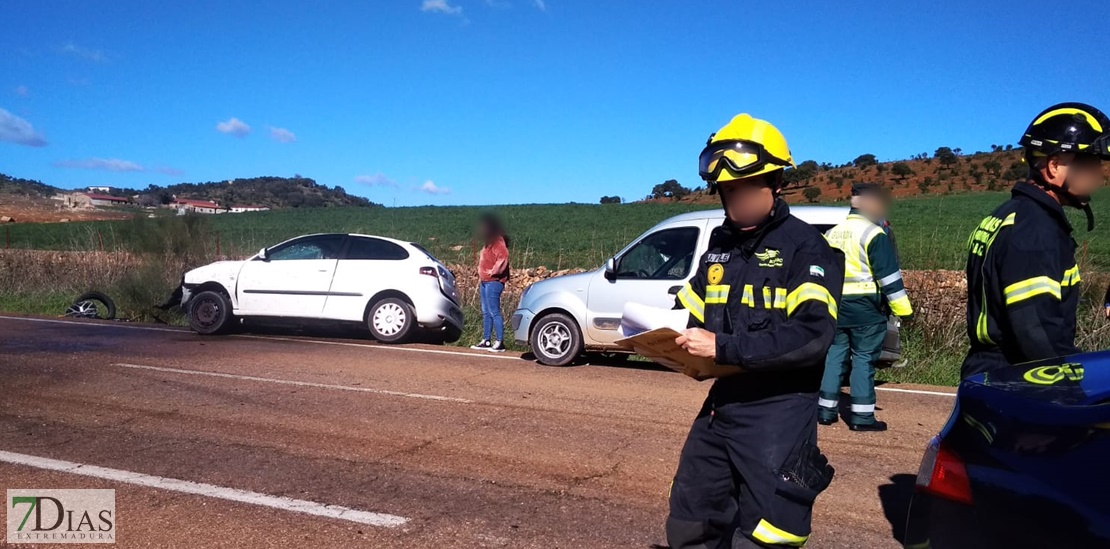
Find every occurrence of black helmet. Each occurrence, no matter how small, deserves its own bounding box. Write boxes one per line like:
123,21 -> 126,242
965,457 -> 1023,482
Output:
1019,102 -> 1110,231
1019,102 -> 1110,161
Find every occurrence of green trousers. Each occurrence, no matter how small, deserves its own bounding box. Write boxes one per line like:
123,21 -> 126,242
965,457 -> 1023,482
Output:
818,322 -> 886,425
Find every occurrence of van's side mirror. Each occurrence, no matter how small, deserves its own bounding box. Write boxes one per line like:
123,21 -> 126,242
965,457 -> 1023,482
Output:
258,248 -> 269,262
603,257 -> 617,281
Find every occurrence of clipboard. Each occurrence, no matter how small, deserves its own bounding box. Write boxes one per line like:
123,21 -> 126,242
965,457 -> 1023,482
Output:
615,327 -> 742,379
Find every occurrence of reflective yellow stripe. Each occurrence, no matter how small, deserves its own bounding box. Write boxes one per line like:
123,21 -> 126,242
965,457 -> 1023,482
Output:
1034,107 -> 1104,132
841,281 -> 878,295
774,287 -> 786,309
1004,276 -> 1062,305
762,286 -> 772,309
705,284 -> 731,304
741,284 -> 755,307
676,284 -> 704,323
786,282 -> 837,319
752,519 -> 808,547
1062,265 -> 1081,287
888,295 -> 913,317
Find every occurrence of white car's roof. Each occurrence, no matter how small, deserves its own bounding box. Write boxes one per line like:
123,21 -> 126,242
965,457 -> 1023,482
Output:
657,205 -> 849,227
287,233 -> 415,247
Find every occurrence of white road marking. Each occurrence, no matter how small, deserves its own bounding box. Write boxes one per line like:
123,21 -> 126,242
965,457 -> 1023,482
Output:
0,450 -> 408,528
876,386 -> 955,397
234,334 -> 522,361
0,315 -> 961,398
0,315 -> 184,333
112,363 -> 472,403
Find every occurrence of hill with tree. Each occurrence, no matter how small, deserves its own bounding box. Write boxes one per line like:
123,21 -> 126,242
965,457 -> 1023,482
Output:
128,176 -> 380,209
641,145 -> 1055,205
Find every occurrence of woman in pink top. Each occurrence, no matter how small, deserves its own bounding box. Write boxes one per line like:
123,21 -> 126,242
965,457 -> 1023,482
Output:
471,213 -> 510,352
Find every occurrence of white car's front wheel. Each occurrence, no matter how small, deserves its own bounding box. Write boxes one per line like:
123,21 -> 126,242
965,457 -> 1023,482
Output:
530,313 -> 582,366
368,297 -> 415,343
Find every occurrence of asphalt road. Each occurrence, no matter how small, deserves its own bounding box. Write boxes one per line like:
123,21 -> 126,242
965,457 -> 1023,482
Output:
0,316 -> 954,548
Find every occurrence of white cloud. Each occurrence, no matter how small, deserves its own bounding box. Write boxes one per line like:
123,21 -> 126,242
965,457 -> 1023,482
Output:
421,0 -> 463,15
417,180 -> 451,195
354,173 -> 398,187
14,85 -> 29,97
155,166 -> 184,176
268,126 -> 296,143
533,0 -> 546,10
60,43 -> 106,62
216,117 -> 251,137
0,108 -> 47,147
54,158 -> 144,172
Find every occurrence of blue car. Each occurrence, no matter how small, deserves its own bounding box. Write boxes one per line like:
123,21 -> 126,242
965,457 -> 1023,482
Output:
904,351 -> 1110,548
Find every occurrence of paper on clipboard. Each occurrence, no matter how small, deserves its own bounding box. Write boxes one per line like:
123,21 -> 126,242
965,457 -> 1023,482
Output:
615,303 -> 741,379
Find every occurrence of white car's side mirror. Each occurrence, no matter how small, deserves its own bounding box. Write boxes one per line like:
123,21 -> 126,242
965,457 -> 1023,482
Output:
258,248 -> 269,261
604,257 -> 617,281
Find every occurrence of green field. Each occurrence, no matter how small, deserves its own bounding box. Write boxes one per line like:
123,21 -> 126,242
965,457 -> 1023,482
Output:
6,190 -> 1110,271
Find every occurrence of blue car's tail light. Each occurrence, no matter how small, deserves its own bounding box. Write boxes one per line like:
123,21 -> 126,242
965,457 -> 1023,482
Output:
916,436 -> 974,505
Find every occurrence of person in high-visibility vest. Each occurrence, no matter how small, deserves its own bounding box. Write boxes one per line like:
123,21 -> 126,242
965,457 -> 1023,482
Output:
818,183 -> 912,431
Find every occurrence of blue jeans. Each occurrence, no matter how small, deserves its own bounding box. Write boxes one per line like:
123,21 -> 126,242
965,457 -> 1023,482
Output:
480,281 -> 504,342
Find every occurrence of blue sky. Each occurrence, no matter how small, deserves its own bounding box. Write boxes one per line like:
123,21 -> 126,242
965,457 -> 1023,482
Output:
2,1 -> 1109,207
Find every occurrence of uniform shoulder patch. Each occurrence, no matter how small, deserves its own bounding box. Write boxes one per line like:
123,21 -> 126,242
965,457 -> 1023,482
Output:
809,265 -> 825,278
706,252 -> 731,263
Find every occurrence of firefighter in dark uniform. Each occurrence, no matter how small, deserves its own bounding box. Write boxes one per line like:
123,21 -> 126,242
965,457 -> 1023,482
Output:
963,102 -> 1110,379
666,114 -> 842,548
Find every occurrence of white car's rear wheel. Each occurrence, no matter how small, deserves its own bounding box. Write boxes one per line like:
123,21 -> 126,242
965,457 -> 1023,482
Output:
368,297 -> 415,343
530,313 -> 582,366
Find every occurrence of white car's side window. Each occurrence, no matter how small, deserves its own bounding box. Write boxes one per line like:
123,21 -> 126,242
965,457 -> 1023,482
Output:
268,236 -> 345,261
615,227 -> 699,280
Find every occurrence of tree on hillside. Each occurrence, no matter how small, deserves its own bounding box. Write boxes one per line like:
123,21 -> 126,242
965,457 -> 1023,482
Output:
803,186 -> 822,203
784,160 -> 819,187
983,159 -> 1003,176
892,162 -> 914,181
649,179 -> 692,200
954,147 -> 963,156
600,196 -> 622,204
853,154 -> 878,168
935,147 -> 958,168
991,144 -> 999,152
918,181 -> 931,194
1005,144 -> 1014,151
1005,162 -> 1028,182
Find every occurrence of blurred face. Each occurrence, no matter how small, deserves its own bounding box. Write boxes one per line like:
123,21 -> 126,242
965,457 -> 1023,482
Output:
855,194 -> 889,221
718,174 -> 776,228
1047,153 -> 1106,200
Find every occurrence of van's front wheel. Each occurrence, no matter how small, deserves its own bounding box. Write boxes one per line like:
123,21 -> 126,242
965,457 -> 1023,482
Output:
530,313 -> 582,366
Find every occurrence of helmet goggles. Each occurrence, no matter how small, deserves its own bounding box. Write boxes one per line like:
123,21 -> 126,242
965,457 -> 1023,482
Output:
698,139 -> 792,181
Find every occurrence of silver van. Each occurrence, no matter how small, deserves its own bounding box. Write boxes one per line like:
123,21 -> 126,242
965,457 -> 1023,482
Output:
511,207 -> 901,366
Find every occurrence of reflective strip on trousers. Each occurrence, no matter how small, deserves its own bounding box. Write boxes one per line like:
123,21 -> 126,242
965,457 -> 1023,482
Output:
752,519 -> 808,547
817,397 -> 838,409
851,403 -> 875,413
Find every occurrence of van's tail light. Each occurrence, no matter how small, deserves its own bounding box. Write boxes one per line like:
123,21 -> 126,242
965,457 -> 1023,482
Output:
916,436 -> 973,505
419,267 -> 438,277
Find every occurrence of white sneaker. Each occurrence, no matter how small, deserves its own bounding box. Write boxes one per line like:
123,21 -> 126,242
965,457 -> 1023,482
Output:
489,340 -> 506,353
470,340 -> 492,350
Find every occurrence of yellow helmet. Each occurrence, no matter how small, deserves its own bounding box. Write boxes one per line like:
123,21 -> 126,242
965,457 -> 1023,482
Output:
698,114 -> 794,187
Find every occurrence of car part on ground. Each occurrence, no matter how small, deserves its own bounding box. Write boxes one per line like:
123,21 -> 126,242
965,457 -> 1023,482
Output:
64,291 -> 117,320
188,290 -> 235,335
529,312 -> 583,366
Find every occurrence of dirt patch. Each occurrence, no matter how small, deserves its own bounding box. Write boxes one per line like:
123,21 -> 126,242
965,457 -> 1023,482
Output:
0,193 -> 132,223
